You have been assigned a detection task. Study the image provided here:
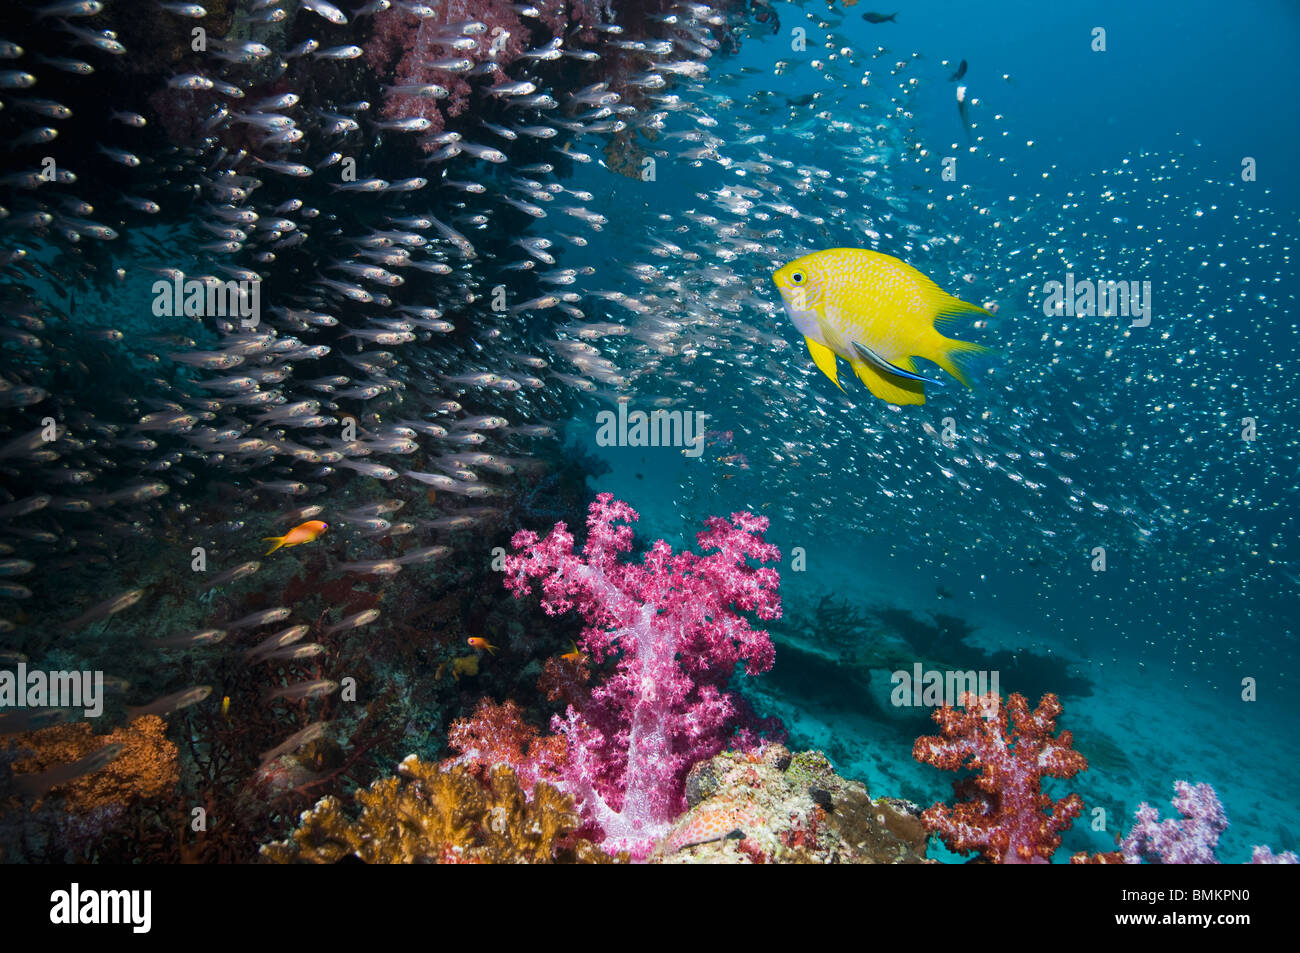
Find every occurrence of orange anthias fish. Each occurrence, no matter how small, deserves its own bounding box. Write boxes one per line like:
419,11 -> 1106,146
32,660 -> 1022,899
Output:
561,641 -> 585,663
466,637 -> 498,655
263,519 -> 329,555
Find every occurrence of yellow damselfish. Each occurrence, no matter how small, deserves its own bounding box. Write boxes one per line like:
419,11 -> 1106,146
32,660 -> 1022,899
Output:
773,248 -> 992,405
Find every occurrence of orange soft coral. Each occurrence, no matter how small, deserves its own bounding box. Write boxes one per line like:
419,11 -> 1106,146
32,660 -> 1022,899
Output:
4,715 -> 179,810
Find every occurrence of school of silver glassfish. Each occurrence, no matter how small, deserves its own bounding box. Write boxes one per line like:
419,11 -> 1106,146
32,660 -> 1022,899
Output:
0,0 -> 738,794
0,0 -> 1291,805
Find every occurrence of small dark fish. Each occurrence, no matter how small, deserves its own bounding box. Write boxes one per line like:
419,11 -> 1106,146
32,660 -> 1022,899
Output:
862,11 -> 897,23
949,59 -> 968,82
101,675 -> 131,694
0,559 -> 34,577
13,742 -> 124,799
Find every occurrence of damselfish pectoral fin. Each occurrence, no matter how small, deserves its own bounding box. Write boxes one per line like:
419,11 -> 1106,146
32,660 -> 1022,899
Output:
851,341 -> 944,387
805,336 -> 843,392
850,357 -> 927,405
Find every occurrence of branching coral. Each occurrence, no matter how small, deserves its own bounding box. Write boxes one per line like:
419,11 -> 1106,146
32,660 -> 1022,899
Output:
1120,780 -> 1298,865
913,692 -> 1086,864
537,652 -> 591,708
502,492 -> 783,858
3,715 -> 179,811
1121,780 -> 1226,865
445,698 -> 566,791
261,757 -> 613,863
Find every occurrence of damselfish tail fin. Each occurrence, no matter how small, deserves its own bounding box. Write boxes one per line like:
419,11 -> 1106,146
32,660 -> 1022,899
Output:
927,295 -> 995,388
925,335 -> 992,389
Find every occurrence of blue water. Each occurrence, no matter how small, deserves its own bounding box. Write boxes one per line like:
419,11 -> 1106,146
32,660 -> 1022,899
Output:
572,0 -> 1299,860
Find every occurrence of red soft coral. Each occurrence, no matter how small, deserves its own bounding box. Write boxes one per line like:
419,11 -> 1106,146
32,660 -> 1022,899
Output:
445,698 -> 566,791
913,691 -> 1088,864
537,653 -> 591,709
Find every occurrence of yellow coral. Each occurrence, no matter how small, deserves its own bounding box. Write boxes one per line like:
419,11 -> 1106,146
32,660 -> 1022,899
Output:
435,653 -> 480,682
261,759 -> 617,864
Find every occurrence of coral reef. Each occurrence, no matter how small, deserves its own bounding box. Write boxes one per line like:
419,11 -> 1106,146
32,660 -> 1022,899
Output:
364,0 -> 603,146
436,653 -> 481,681
653,744 -> 929,864
261,757 -> 614,864
1120,781 -> 1298,865
445,698 -> 566,792
1251,846 -> 1299,864
536,651 -> 592,708
2,715 -> 178,811
1121,780 -> 1226,865
913,692 -> 1086,864
502,493 -> 783,857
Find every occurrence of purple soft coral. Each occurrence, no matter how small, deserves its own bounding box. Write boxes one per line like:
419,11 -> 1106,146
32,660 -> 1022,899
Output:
1122,780 -> 1298,864
504,493 -> 783,858
1122,781 -> 1228,864
1250,846 -> 1299,864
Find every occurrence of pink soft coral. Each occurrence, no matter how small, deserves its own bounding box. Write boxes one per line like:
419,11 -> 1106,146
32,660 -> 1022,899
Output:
913,691 -> 1088,864
503,493 -> 782,858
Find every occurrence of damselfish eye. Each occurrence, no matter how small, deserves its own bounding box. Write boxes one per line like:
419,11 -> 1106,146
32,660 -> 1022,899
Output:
791,273 -> 803,283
